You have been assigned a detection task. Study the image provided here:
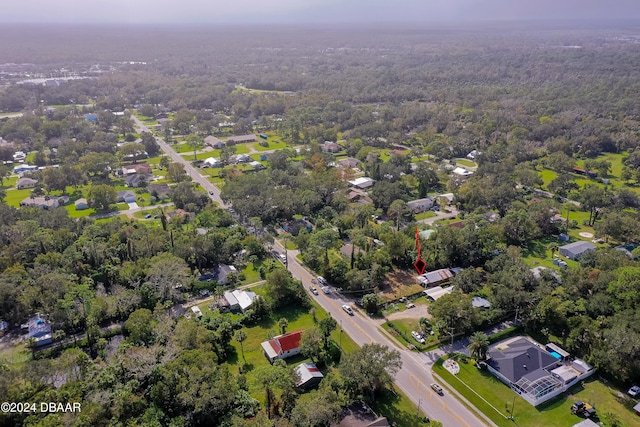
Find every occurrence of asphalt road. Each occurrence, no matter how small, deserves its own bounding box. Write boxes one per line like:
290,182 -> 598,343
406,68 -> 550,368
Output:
131,116 -> 228,208
132,115 -> 488,426
272,240 -> 491,427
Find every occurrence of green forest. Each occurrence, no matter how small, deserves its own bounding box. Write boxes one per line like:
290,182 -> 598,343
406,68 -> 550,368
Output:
1,22 -> 640,426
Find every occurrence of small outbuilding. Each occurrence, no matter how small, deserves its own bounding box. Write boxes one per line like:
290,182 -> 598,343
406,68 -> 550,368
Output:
294,362 -> 324,390
74,198 -> 89,210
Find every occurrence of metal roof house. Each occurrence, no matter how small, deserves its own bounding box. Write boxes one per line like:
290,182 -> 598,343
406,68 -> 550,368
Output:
559,241 -> 596,260
223,289 -> 257,312
417,268 -> 454,287
294,362 -> 324,390
423,285 -> 455,301
348,177 -> 375,189
261,330 -> 304,363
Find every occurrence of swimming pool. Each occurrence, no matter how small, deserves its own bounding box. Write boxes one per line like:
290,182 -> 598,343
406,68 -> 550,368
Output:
549,351 -> 562,359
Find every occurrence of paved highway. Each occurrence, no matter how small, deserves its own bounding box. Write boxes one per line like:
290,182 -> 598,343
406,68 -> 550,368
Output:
273,241 -> 492,427
131,116 -> 228,208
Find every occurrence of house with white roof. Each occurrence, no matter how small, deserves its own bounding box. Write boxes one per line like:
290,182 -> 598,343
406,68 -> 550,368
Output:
295,362 -> 324,390
452,167 -> 473,177
224,289 -> 258,312
348,177 -> 375,189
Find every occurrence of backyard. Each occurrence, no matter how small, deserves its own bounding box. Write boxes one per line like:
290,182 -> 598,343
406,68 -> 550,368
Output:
434,354 -> 638,427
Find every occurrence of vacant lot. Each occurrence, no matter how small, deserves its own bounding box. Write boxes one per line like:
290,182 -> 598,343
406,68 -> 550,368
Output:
380,269 -> 424,301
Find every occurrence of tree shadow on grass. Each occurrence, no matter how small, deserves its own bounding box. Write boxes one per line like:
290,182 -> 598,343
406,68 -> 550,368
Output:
524,236 -> 558,259
372,387 -> 430,426
255,304 -> 310,330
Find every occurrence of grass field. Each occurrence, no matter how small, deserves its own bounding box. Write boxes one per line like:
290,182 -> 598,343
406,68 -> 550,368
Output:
539,169 -> 558,188
434,354 -> 638,427
251,140 -> 287,152
3,188 -> 32,207
455,158 -> 477,168
415,211 -> 437,220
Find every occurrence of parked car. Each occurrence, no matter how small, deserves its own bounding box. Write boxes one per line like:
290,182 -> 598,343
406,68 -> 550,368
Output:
430,383 -> 443,395
309,286 -> 319,295
628,385 -> 640,398
411,330 -> 426,344
342,305 -> 354,316
278,253 -> 287,263
406,302 -> 415,309
144,214 -> 152,219
321,286 -> 331,294
317,276 -> 327,285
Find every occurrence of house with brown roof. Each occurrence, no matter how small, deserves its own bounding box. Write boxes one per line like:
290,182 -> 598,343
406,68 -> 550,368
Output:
322,142 -> 341,153
338,157 -> 361,169
205,135 -> 225,148
261,330 -> 304,363
122,163 -> 152,175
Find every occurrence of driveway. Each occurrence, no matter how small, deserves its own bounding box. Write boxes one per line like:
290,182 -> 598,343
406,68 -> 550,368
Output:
127,202 -> 139,209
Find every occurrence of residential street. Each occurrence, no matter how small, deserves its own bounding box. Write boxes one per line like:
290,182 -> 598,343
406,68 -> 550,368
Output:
272,240 -> 493,427
131,116 -> 228,208
131,115 -> 489,426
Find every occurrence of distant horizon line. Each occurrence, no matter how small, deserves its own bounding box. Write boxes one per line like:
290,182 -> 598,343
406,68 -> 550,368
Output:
1,18 -> 640,28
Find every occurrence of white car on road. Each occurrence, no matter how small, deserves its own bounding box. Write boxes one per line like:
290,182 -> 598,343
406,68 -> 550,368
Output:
342,305 -> 354,316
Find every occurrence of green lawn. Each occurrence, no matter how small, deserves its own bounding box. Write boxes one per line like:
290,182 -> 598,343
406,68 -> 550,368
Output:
251,139 -> 287,152
415,211 -> 437,220
239,263 -> 263,285
434,354 -> 638,427
455,158 -> 477,168
0,342 -> 31,368
539,169 -> 559,188
372,386 -> 431,427
220,296 -> 359,401
4,188 -> 33,207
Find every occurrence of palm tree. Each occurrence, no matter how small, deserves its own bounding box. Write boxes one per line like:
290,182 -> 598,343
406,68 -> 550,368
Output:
468,332 -> 490,361
234,330 -> 247,362
548,243 -> 559,258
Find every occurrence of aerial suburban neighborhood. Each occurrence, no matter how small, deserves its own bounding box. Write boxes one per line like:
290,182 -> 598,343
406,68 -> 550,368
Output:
2,6 -> 640,427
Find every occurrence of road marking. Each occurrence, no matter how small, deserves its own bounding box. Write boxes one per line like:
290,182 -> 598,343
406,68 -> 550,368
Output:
408,374 -> 472,427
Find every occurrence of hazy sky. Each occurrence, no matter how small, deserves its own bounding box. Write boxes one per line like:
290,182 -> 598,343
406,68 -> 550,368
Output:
2,0 -> 640,24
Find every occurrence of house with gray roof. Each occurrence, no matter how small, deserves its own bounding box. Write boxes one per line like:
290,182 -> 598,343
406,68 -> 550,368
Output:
407,197 -> 434,213
559,241 -> 596,260
74,198 -> 89,210
117,190 -> 137,203
16,177 -> 38,189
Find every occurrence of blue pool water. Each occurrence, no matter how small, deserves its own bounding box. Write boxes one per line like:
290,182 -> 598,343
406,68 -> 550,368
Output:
549,351 -> 562,359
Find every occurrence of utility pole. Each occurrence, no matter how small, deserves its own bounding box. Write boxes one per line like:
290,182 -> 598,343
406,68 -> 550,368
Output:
510,395 -> 516,420
514,306 -> 519,325
340,319 -> 343,349
450,326 -> 455,348
416,398 -> 422,418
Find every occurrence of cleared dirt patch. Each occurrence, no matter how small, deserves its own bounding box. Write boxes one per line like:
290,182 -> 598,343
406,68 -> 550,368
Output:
379,269 -> 423,302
